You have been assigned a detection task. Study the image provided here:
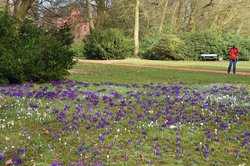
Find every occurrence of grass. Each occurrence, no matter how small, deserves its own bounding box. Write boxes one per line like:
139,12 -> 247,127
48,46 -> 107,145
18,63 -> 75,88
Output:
1,60 -> 250,166
68,61 -> 250,84
72,42 -> 84,57
77,58 -> 250,72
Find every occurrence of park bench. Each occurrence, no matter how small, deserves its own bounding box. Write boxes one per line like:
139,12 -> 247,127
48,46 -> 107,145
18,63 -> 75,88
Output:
200,54 -> 218,61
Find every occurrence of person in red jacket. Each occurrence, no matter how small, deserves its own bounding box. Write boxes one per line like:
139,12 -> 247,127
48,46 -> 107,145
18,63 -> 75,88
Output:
227,44 -> 240,74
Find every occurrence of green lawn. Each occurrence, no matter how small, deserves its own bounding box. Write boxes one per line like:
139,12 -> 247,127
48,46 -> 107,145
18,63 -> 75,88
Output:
68,61 -> 250,84
78,58 -> 250,72
1,60 -> 250,166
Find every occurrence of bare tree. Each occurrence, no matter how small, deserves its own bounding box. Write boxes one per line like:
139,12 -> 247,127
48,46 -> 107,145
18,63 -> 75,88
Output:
87,0 -> 94,31
159,0 -> 169,32
176,0 -> 184,30
13,0 -> 36,20
134,0 -> 139,56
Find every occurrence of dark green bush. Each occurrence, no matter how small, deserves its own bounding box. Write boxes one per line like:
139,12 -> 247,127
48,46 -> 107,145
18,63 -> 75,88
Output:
18,21 -> 76,82
83,28 -> 132,60
0,12 -> 75,84
179,31 -> 224,60
180,31 -> 250,61
139,30 -> 166,57
141,30 -> 250,61
0,12 -> 20,84
72,42 -> 85,57
219,32 -> 250,61
238,37 -> 250,61
142,34 -> 189,60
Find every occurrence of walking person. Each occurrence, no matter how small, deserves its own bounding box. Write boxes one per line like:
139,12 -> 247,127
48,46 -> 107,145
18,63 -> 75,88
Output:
227,44 -> 240,74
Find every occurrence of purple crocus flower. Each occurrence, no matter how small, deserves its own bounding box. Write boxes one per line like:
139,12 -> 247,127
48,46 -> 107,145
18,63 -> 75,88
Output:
245,131 -> 250,137
53,109 -> 59,114
206,129 -> 211,139
124,152 -> 128,161
242,137 -> 249,146
99,134 -> 104,142
203,151 -> 210,158
29,103 -> 38,109
154,150 -> 161,156
137,140 -> 142,146
94,150 -> 99,155
73,115 -> 79,120
195,147 -> 200,151
85,125 -> 91,130
17,148 -> 25,154
137,114 -> 143,119
128,119 -> 134,125
93,117 -> 98,123
128,139 -> 132,144
48,145 -> 53,151
205,144 -> 209,149
59,111 -> 66,119
78,146 -> 84,152
175,137 -> 181,142
0,153 -> 5,161
51,162 -> 64,166
64,105 -> 71,111
234,149 -> 239,158
76,105 -> 83,112
12,158 -> 23,165
94,162 -> 102,166
153,137 -> 159,141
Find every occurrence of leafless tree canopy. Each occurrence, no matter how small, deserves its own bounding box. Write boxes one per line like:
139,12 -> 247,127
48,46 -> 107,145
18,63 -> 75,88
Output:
1,0 -> 250,35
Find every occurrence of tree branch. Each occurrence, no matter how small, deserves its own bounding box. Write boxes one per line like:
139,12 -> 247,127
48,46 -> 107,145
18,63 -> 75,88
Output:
202,0 -> 214,9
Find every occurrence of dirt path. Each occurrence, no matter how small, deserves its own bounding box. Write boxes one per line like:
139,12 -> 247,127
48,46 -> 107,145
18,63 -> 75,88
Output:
78,59 -> 250,76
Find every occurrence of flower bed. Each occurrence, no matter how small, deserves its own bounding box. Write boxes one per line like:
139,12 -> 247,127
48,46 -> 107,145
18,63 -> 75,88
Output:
0,81 -> 249,165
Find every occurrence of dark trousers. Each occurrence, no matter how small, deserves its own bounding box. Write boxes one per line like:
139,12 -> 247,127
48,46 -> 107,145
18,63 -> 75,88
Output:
228,59 -> 237,74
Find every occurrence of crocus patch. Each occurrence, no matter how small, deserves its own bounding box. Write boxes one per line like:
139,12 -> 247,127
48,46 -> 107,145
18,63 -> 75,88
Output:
0,81 -> 249,165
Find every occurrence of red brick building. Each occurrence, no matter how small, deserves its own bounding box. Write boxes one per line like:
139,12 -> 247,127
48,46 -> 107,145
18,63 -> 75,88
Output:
56,6 -> 90,41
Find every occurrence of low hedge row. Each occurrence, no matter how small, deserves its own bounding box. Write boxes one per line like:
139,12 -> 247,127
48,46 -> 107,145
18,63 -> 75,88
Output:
141,31 -> 250,61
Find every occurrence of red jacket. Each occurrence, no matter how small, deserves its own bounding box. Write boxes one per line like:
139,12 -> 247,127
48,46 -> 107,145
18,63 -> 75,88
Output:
228,48 -> 240,60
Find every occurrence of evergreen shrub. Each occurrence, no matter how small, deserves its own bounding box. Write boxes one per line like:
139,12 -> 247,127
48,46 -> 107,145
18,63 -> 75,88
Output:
142,34 -> 189,60
139,30 -> 165,57
141,30 -> 250,61
83,28 -> 131,60
0,12 -> 20,84
219,32 -> 250,61
0,12 -> 75,84
179,31 -> 224,60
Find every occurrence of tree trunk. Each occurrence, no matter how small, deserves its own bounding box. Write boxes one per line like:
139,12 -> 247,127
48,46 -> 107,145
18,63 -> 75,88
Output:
96,0 -> 106,28
183,0 -> 192,31
87,0 -> 95,31
14,0 -> 35,20
189,0 -> 200,31
134,0 -> 140,56
159,0 -> 169,32
176,0 -> 184,30
171,0 -> 178,31
222,9 -> 237,26
210,0 -> 223,29
5,0 -> 10,14
237,21 -> 243,34
13,0 -> 21,16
